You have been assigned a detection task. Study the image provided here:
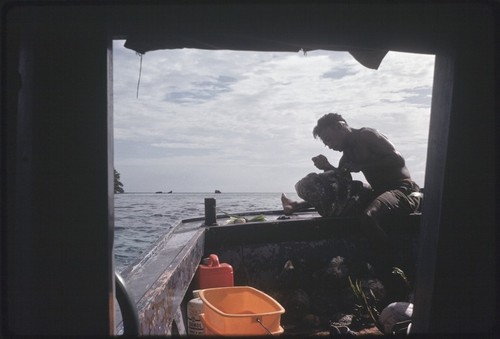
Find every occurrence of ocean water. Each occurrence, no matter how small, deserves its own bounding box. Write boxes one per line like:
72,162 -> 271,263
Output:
114,192 -> 300,273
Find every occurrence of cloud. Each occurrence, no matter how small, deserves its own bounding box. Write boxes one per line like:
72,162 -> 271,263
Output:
113,41 -> 435,192
163,75 -> 238,104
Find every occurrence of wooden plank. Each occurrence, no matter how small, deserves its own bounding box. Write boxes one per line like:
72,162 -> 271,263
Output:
205,214 -> 421,246
116,221 -> 205,335
171,308 -> 186,336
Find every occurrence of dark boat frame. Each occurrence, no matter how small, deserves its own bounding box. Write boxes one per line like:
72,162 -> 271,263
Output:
1,0 -> 496,335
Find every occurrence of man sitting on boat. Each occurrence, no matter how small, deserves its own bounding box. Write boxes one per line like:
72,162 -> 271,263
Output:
282,112 -> 422,245
282,113 -> 422,300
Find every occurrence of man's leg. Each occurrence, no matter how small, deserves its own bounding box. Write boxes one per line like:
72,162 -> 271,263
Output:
362,193 -> 409,304
281,193 -> 312,215
362,199 -> 391,252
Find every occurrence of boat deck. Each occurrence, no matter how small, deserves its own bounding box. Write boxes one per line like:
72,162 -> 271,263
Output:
116,209 -> 420,335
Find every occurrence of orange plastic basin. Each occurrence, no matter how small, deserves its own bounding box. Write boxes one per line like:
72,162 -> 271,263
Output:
199,286 -> 285,336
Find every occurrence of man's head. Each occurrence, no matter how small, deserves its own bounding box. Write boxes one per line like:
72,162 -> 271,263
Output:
313,113 -> 349,151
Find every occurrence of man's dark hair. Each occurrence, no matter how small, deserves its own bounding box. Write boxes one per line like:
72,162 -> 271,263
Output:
312,113 -> 347,139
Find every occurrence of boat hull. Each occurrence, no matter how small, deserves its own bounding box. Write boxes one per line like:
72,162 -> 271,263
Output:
116,210 -> 420,335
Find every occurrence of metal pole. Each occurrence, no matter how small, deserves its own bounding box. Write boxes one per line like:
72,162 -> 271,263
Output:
204,198 -> 217,226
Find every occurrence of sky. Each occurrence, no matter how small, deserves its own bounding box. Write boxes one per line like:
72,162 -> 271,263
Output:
113,40 -> 435,193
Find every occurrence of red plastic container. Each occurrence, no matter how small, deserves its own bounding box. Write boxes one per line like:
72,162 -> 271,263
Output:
194,254 -> 234,289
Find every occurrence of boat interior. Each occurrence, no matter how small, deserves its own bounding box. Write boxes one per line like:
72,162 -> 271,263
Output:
117,208 -> 422,335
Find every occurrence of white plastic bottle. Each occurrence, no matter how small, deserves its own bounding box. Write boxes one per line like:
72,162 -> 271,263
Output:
187,290 -> 204,335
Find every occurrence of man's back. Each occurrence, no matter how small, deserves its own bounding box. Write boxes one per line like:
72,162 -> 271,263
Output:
340,127 -> 412,193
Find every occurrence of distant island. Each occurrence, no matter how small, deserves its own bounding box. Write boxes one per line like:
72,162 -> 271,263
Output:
214,190 -> 221,194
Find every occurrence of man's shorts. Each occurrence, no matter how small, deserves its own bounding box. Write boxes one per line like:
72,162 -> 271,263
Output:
368,180 -> 423,218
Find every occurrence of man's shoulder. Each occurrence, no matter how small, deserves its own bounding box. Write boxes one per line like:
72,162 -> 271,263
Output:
358,127 -> 378,133
357,127 -> 381,138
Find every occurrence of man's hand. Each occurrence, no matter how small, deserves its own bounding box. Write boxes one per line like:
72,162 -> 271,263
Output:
312,154 -> 334,171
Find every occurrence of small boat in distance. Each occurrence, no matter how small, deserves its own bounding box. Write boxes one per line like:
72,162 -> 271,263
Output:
214,190 -> 221,194
168,190 -> 173,194
155,191 -> 163,194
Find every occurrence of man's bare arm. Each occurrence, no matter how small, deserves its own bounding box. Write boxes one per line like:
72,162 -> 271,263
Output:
312,154 -> 336,171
